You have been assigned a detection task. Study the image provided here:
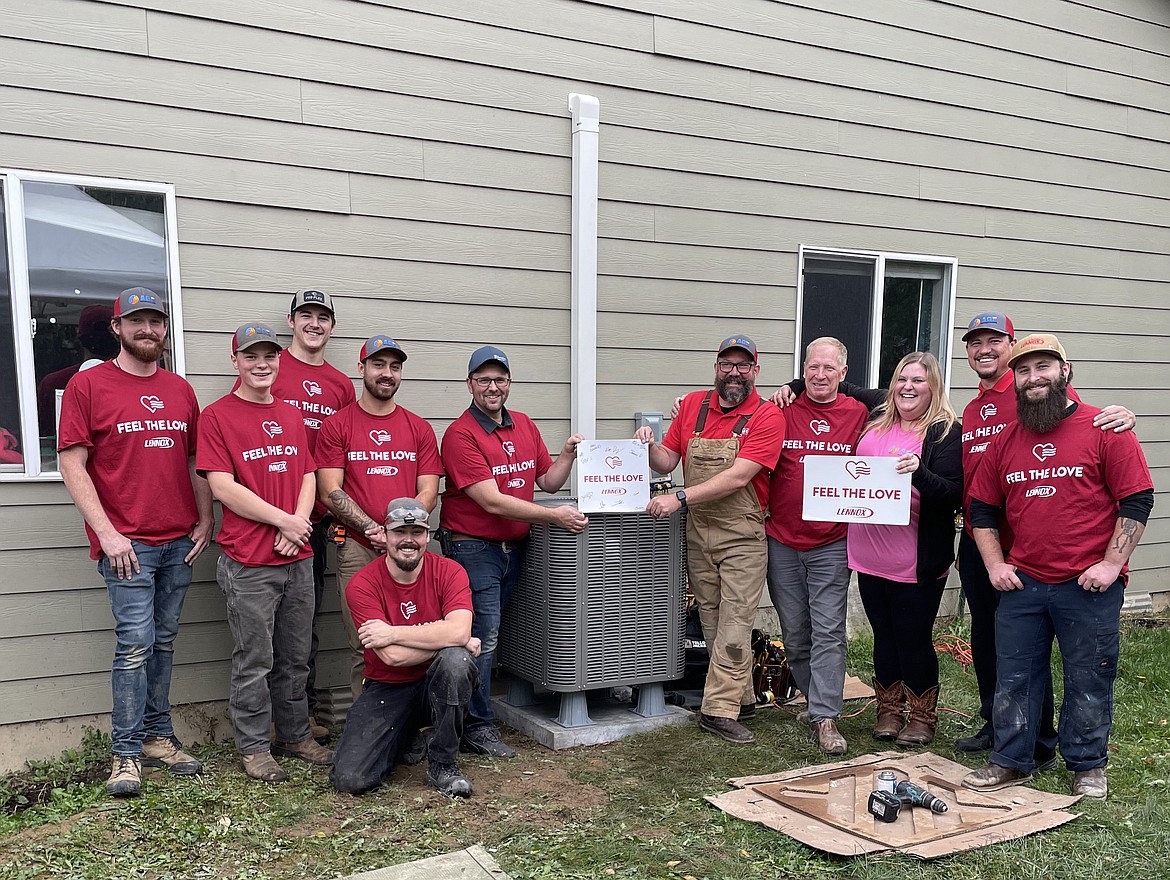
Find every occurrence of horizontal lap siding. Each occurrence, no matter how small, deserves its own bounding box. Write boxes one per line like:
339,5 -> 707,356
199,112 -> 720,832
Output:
1,0 -> 1167,726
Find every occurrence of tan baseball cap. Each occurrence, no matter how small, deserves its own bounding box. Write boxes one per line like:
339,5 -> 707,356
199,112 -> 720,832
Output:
1008,332 -> 1066,368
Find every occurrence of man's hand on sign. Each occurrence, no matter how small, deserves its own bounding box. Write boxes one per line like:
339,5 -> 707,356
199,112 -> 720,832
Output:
561,433 -> 585,458
634,426 -> 656,445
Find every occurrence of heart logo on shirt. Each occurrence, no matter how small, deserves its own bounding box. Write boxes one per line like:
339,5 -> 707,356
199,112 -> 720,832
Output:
262,421 -> 283,439
140,395 -> 165,413
810,419 -> 830,436
400,601 -> 417,619
1033,443 -> 1057,462
844,460 -> 871,480
501,441 -> 515,456
369,430 -> 392,446
604,455 -> 623,469
303,379 -> 322,397
980,403 -> 998,421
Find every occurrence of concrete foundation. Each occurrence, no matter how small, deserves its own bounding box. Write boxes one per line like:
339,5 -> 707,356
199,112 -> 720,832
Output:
492,689 -> 692,750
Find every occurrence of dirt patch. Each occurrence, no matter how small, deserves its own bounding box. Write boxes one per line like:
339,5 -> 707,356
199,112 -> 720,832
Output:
0,761 -> 107,816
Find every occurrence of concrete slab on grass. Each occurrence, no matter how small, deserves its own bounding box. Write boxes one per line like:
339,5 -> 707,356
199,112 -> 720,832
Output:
492,693 -> 692,749
343,845 -> 510,879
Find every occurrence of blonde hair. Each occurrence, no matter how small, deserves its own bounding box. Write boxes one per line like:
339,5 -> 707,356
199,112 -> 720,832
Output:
805,336 -> 848,368
864,351 -> 957,439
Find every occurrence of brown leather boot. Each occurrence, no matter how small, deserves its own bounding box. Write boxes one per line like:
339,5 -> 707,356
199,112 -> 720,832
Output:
872,679 -> 905,741
896,684 -> 939,746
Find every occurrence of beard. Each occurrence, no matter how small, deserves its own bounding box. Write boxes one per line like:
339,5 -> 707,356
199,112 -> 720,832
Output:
121,334 -> 164,364
1016,373 -> 1070,433
363,375 -> 398,401
390,541 -> 422,571
715,374 -> 753,407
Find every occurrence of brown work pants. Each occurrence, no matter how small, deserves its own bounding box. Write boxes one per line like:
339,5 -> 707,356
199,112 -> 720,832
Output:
336,540 -> 380,699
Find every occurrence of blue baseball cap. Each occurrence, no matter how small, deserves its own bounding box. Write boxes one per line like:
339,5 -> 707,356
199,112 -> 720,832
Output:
359,335 -> 407,362
468,345 -> 510,374
717,335 -> 758,361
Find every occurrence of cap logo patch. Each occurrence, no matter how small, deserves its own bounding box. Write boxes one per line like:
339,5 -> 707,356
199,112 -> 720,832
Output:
304,291 -> 324,302
246,327 -> 257,337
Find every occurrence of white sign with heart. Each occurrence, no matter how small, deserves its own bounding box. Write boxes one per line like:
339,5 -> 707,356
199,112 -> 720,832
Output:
801,455 -> 912,525
576,439 -> 650,514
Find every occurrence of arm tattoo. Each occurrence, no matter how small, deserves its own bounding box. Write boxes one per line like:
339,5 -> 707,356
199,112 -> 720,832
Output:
327,489 -> 378,534
1111,517 -> 1141,557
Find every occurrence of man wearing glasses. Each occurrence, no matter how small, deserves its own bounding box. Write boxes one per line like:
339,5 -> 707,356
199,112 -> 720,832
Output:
637,336 -> 785,744
438,345 -> 587,758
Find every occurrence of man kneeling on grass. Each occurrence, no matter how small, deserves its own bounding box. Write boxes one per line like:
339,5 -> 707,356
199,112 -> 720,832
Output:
330,498 -> 480,797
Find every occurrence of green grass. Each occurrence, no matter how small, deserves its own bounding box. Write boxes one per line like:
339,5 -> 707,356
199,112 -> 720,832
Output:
2,617 -> 1169,880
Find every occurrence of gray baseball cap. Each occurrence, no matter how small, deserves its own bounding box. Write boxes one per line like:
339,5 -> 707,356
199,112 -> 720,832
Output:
113,287 -> 167,318
289,288 -> 336,317
384,497 -> 430,530
468,345 -> 510,374
232,322 -> 282,353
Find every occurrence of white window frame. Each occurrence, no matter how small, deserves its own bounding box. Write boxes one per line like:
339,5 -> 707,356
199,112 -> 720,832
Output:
0,168 -> 185,481
795,245 -> 958,392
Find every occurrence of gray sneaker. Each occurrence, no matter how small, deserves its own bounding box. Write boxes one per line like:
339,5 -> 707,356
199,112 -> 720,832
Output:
426,761 -> 473,797
461,726 -> 517,758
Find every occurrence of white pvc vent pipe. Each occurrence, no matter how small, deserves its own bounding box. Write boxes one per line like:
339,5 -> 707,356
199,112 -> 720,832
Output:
568,93 -> 599,441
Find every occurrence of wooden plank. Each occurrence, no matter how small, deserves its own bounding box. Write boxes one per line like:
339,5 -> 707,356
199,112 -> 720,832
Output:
0,507 -> 88,552
596,312 -> 794,351
0,133 -> 353,214
983,211 -> 1169,257
0,35 -> 302,123
0,0 -> 147,54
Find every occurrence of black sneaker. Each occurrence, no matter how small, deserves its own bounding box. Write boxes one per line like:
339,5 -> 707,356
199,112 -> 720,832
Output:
426,761 -> 473,797
461,726 -> 517,758
955,722 -> 994,753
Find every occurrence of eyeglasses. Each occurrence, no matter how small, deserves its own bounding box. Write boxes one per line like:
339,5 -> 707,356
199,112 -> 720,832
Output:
716,361 -> 755,375
472,376 -> 511,388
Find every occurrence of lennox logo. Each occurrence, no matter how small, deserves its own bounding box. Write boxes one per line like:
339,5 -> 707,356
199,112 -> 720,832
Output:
837,507 -> 874,518
262,421 -> 283,439
143,437 -> 174,449
1026,485 -> 1057,498
601,487 -> 628,495
268,461 -> 288,473
303,380 -> 322,397
1032,443 -> 1057,462
370,430 -> 392,446
303,418 -> 322,429
980,403 -> 998,420
367,466 -> 399,476
506,477 -> 525,489
140,395 -> 165,413
810,419 -> 831,436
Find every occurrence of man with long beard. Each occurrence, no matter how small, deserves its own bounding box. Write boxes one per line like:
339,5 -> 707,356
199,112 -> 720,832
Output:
963,334 -> 1153,800
330,499 -> 480,797
59,288 -> 214,797
316,335 -> 442,698
637,335 -> 785,744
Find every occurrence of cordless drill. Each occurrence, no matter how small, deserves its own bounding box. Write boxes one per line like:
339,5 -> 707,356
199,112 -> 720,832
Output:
895,779 -> 948,814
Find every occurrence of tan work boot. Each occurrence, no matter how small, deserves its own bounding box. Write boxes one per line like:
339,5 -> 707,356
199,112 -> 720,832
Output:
242,751 -> 288,783
106,755 -> 142,798
309,715 -> 329,741
896,685 -> 939,746
142,735 -> 203,776
872,679 -> 905,741
273,737 -> 334,765
811,718 -> 847,755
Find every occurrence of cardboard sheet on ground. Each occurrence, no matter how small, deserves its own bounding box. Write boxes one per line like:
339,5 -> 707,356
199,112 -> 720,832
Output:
788,674 -> 873,705
707,751 -> 1082,859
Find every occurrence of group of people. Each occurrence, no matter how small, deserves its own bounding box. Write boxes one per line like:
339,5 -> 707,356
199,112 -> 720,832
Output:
651,317 -> 1150,801
59,287 -> 1152,805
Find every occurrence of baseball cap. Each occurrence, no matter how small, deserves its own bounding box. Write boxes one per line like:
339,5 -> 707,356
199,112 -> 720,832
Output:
232,322 -> 282,353
359,335 -> 407,362
1008,332 -> 1067,368
384,497 -> 430,530
717,335 -> 758,361
113,287 -> 167,318
289,288 -> 336,317
468,345 -> 510,374
962,312 -> 1015,341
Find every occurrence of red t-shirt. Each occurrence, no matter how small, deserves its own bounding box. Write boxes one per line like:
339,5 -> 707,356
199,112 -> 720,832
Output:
766,393 -> 870,549
315,403 -> 443,548
439,406 -> 553,543
57,361 -> 200,560
968,403 -> 1152,586
197,393 -> 316,566
345,551 -> 474,684
662,389 -> 785,512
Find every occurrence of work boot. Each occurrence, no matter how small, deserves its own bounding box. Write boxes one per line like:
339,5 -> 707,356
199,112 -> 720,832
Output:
401,727 -> 431,766
426,761 -> 473,797
699,713 -> 755,744
896,685 -> 938,746
461,726 -> 517,758
955,720 -> 994,753
242,751 -> 288,783
872,679 -> 905,741
273,737 -> 334,765
962,762 -> 1032,792
737,702 -> 757,722
811,718 -> 847,755
1073,768 -> 1108,799
142,735 -> 203,776
309,715 -> 330,742
106,755 -> 142,798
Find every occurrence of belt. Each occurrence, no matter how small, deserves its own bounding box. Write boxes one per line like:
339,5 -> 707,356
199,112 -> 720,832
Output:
449,532 -> 525,554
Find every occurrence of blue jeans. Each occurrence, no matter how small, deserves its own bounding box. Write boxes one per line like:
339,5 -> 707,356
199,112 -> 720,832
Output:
992,571 -> 1124,773
446,539 -> 522,731
100,536 -> 195,757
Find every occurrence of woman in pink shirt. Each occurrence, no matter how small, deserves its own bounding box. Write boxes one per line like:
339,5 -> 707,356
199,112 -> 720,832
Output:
848,352 -> 963,747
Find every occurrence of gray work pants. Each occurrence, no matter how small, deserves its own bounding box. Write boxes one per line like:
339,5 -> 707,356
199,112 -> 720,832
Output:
766,536 -> 850,721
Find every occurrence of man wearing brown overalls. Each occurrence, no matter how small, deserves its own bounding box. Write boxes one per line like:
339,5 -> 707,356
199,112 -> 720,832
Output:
636,336 -> 786,743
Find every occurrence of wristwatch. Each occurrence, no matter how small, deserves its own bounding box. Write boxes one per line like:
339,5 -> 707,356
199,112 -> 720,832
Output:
675,489 -> 688,509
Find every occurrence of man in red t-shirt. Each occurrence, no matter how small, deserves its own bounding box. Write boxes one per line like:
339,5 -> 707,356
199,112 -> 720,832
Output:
58,288 -> 213,798
637,335 -> 785,745
317,334 -> 442,698
439,345 -> 587,758
330,499 -> 480,797
198,323 -> 334,783
963,334 -> 1153,801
